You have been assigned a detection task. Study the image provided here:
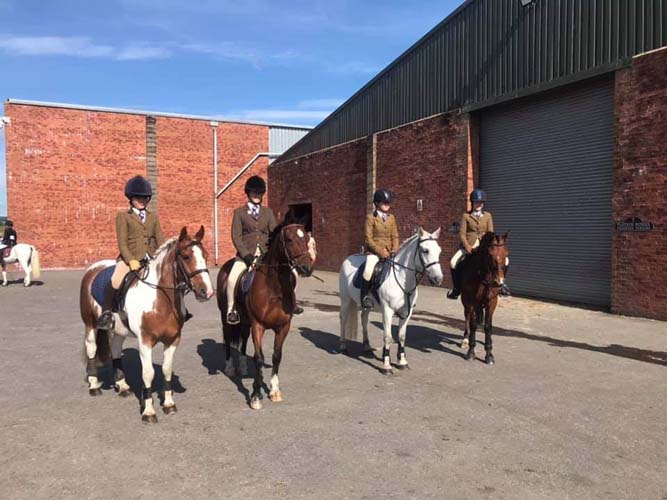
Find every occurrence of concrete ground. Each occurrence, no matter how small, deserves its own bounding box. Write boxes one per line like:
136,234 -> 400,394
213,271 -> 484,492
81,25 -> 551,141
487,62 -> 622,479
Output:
0,268 -> 665,500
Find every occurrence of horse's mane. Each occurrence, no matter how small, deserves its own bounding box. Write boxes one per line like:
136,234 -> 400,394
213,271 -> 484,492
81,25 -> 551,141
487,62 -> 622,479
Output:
399,233 -> 420,248
479,232 -> 497,250
153,237 -> 178,261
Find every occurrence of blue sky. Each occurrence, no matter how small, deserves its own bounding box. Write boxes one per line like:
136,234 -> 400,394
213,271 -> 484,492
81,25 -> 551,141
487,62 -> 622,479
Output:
0,0 -> 461,215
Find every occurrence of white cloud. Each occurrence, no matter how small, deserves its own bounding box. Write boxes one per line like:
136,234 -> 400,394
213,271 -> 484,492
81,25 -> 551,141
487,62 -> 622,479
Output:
0,35 -> 171,61
179,42 -> 260,66
296,98 -> 344,109
225,109 -> 333,123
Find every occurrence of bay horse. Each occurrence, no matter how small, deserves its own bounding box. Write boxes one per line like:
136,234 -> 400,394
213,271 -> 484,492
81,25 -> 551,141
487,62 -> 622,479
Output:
339,228 -> 444,374
1,243 -> 41,286
80,226 -> 214,423
216,219 -> 316,410
458,232 -> 510,365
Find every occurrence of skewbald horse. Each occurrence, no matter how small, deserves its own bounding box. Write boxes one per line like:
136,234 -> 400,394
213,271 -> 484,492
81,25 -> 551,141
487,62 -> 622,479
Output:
80,226 -> 214,423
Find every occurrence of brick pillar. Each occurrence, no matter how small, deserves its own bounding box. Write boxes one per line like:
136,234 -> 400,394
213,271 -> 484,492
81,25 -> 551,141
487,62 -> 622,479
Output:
366,133 -> 377,213
146,116 -> 158,212
466,113 -> 480,212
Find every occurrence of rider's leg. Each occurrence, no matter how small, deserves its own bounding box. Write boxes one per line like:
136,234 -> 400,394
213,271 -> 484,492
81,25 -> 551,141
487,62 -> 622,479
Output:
97,261 -> 128,330
226,258 -> 248,324
447,249 -> 464,299
361,254 -> 379,309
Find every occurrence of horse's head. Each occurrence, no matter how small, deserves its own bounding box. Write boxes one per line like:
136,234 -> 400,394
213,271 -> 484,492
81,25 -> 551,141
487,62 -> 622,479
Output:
176,225 -> 214,301
483,232 -> 510,287
416,227 -> 444,285
279,224 -> 316,277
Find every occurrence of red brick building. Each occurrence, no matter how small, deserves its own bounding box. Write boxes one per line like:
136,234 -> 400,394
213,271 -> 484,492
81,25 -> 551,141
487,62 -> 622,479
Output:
2,100 -> 309,269
269,2 -> 667,322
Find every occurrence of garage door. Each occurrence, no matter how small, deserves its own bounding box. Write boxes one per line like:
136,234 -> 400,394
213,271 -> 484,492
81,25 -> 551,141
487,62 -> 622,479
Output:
479,76 -> 614,307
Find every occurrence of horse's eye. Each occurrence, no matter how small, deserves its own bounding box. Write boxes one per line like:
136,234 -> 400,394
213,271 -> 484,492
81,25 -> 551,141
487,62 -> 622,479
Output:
182,255 -> 191,261
421,248 -> 429,254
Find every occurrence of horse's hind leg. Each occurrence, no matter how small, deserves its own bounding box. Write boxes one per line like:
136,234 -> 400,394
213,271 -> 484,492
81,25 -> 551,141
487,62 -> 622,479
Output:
395,313 -> 411,370
239,333 -> 249,376
380,306 -> 394,375
249,323 -> 266,410
269,323 -> 290,403
111,334 -> 132,397
138,339 -> 158,423
161,340 -> 179,415
84,327 -> 103,396
361,309 -> 374,353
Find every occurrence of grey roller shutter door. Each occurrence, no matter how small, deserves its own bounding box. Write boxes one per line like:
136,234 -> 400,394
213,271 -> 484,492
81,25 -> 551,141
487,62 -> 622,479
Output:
479,76 -> 614,307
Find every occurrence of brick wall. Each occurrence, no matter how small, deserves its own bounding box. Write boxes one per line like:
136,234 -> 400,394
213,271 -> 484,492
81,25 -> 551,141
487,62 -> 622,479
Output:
375,113 -> 472,288
613,48 -> 667,321
4,103 -> 145,268
269,138 -> 368,271
3,103 -> 270,268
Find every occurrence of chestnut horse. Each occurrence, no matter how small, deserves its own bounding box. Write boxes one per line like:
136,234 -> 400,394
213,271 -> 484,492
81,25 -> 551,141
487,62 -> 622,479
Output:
458,232 -> 510,365
80,226 -> 214,423
216,220 -> 315,410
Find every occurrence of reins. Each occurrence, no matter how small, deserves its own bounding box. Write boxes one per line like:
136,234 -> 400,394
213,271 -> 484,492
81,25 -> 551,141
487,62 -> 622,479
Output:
390,236 -> 439,318
136,240 -> 209,295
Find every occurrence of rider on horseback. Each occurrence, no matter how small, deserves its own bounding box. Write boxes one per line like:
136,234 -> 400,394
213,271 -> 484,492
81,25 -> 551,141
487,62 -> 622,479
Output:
226,175 -> 277,325
447,188 -> 510,299
97,175 -> 165,330
361,189 -> 400,309
0,220 -> 17,266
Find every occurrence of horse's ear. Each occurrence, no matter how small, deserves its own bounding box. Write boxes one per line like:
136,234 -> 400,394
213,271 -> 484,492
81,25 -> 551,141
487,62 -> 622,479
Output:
195,225 -> 205,241
179,227 -> 188,241
502,231 -> 510,241
417,227 -> 425,237
431,226 -> 442,239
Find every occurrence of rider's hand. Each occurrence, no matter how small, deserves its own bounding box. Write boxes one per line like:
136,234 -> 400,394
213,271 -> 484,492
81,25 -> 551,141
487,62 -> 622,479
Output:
381,249 -> 390,259
464,245 -> 473,254
243,255 -> 254,267
129,259 -> 141,271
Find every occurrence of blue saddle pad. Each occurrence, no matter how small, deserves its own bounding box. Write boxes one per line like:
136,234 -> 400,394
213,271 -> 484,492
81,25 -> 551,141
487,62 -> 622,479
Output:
241,269 -> 255,295
92,265 -> 115,305
353,258 -> 392,290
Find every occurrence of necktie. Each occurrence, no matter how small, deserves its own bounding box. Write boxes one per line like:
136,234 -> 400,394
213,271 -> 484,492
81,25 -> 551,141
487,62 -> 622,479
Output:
251,204 -> 260,220
139,210 -> 146,223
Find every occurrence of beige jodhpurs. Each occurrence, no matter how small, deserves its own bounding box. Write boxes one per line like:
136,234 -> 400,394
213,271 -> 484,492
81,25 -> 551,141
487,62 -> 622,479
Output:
449,238 -> 509,269
111,261 -> 131,289
363,254 -> 380,281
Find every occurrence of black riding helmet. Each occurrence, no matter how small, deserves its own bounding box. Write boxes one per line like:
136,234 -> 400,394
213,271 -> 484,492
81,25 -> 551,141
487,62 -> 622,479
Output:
124,175 -> 153,200
245,175 -> 266,195
470,189 -> 487,203
373,188 -> 392,205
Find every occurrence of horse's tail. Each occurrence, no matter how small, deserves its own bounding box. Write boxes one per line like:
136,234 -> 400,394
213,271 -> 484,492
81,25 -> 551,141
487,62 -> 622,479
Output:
340,298 -> 359,341
30,247 -> 41,280
95,329 -> 112,364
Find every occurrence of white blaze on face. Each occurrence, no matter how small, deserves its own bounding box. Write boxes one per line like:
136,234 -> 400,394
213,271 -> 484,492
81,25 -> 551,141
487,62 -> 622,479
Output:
192,245 -> 214,297
307,235 -> 317,261
296,229 -> 304,238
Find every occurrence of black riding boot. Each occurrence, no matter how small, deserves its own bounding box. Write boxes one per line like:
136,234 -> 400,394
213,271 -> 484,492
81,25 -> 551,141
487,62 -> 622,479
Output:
97,285 -> 117,330
360,279 -> 373,309
446,267 -> 461,300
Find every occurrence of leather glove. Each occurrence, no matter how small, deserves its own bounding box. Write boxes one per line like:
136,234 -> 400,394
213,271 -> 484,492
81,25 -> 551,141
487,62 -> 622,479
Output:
243,255 -> 254,267
380,249 -> 390,259
464,245 -> 473,254
129,259 -> 141,271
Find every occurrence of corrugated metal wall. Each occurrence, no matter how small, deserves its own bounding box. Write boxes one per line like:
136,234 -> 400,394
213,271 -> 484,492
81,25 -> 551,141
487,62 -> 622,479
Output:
280,0 -> 667,161
269,126 -> 310,157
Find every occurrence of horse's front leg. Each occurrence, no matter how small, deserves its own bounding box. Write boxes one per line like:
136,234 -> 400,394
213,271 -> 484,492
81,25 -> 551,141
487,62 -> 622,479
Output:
395,309 -> 413,370
380,305 -> 394,375
269,322 -> 290,403
250,322 -> 266,410
465,305 -> 477,361
161,338 -> 180,414
484,299 -> 498,366
1,263 -> 7,286
139,337 -> 158,423
84,327 -> 103,396
111,334 -> 132,397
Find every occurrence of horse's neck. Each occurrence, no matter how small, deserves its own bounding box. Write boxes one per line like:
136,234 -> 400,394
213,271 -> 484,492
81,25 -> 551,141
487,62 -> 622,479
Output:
259,236 -> 293,293
391,237 -> 418,288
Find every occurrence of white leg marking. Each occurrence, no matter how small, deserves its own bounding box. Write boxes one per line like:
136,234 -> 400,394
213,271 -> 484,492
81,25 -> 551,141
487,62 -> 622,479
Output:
162,344 -> 177,408
139,341 -> 156,417
88,376 -> 102,390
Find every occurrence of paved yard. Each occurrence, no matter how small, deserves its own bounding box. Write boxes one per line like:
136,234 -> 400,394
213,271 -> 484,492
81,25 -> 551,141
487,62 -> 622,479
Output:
0,269 -> 665,500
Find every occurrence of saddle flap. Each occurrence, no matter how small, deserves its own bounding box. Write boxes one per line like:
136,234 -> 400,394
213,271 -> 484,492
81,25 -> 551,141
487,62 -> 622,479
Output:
353,258 -> 392,291
91,266 -> 115,306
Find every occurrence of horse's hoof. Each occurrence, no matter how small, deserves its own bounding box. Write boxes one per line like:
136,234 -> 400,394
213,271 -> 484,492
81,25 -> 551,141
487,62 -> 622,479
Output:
460,338 -> 469,349
142,414 -> 158,424
465,351 -> 475,361
250,398 -> 263,410
89,388 -> 103,397
269,391 -> 283,403
163,404 -> 178,415
24,283 -> 30,287
485,355 -> 495,366
1,283 -> 7,287
380,367 -> 393,376
396,363 -> 410,370
118,389 -> 133,398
